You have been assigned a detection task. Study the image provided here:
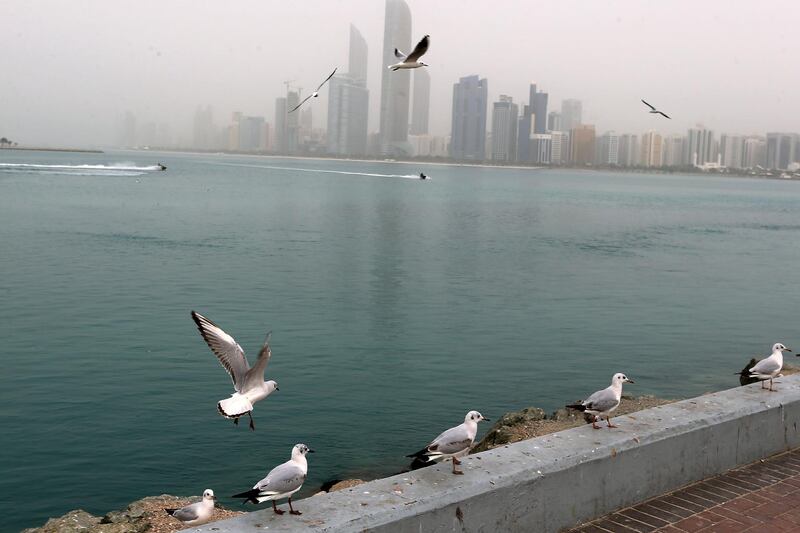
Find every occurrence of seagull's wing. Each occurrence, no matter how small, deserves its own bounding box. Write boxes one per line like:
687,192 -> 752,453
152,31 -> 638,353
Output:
394,48 -> 406,59
641,99 -> 656,111
169,502 -> 201,522
750,356 -> 780,376
405,35 -> 430,62
243,332 -> 272,391
583,387 -> 619,413
289,94 -> 314,113
191,311 -> 249,391
316,68 -> 337,92
255,462 -> 306,495
428,424 -> 472,455
657,111 -> 671,119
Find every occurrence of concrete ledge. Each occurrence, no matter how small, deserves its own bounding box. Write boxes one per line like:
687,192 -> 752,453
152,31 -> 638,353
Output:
196,376 -> 800,532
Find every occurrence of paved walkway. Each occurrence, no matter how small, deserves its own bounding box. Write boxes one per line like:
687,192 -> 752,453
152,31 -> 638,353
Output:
569,448 -> 800,532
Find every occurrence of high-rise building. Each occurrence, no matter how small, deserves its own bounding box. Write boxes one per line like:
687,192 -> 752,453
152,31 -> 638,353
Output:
547,111 -> 561,132
765,133 -> 798,170
598,131 -> 620,165
491,95 -> 518,162
274,97 -> 287,152
285,91 -> 301,153
517,105 -> 533,162
516,84 -> 548,162
532,89 -> 548,134
327,24 -> 369,156
618,134 -> 639,167
530,134 -> 552,164
662,134 -> 685,167
348,24 -> 368,84
410,69 -> 430,135
550,131 -> 569,165
561,99 -> 583,132
640,131 -> 663,167
450,75 -> 488,161
238,115 -> 266,151
720,134 -> 745,169
378,0 -> 412,156
686,127 -> 715,166
743,137 -> 766,168
569,124 -> 595,165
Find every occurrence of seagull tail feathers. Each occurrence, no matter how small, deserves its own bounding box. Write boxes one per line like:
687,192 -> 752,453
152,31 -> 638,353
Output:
406,446 -> 434,460
164,508 -> 178,516
218,394 -> 253,419
231,489 -> 260,504
566,403 -> 587,412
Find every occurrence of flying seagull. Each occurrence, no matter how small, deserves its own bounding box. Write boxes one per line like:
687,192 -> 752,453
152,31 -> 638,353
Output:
407,410 -> 489,475
567,373 -> 634,429
164,489 -> 216,526
289,68 -> 337,113
389,35 -> 430,71
232,444 -> 313,515
190,311 -> 278,430
641,99 -> 671,119
736,343 -> 791,391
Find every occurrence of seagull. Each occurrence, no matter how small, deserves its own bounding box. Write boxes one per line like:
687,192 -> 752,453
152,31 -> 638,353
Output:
288,68 -> 337,113
190,311 -> 278,430
641,100 -> 671,119
737,343 -> 791,391
232,444 -> 313,515
567,373 -> 635,429
407,410 -> 489,475
164,489 -> 216,526
388,35 -> 430,71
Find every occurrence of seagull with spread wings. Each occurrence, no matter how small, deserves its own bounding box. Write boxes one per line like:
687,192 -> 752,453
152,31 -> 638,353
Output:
641,99 -> 671,119
190,311 -> 278,430
288,68 -> 337,113
389,35 -> 430,71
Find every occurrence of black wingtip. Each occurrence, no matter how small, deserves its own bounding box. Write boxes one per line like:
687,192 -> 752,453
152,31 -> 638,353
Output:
566,403 -> 587,412
164,508 -> 177,515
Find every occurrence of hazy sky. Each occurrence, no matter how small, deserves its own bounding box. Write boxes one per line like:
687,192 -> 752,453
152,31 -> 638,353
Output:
2,0 -> 798,147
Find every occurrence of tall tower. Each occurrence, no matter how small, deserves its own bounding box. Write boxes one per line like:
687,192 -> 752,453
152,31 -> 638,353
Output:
491,95 -> 518,162
379,0 -> 412,156
450,75 -> 488,161
348,24 -> 368,84
327,24 -> 369,156
410,69 -> 430,135
561,99 -> 583,132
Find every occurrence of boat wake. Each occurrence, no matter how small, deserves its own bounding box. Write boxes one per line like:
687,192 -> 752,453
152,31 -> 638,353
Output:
211,162 -> 428,180
0,162 -> 162,177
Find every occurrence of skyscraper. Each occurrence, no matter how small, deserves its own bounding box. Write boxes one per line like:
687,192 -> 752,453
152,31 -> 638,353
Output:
766,133 -> 797,170
515,84 -> 548,162
598,131 -> 619,165
327,24 -> 369,156
274,97 -> 287,152
532,89 -> 548,134
285,91 -> 300,153
378,0 -> 412,156
238,115 -> 266,151
686,127 -> 715,166
569,124 -> 595,165
410,69 -> 430,135
662,135 -> 685,167
561,99 -> 583,132
530,134 -> 552,164
743,137 -> 766,168
618,134 -> 639,167
720,134 -> 744,169
450,75 -> 488,161
491,95 -> 518,162
640,131 -> 663,167
547,111 -> 561,132
550,131 -> 569,165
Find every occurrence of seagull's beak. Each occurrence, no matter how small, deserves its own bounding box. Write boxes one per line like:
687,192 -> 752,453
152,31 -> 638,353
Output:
784,348 -> 792,352
626,378 -> 635,384
482,417 -> 491,421
308,449 -> 316,453
212,496 -> 218,501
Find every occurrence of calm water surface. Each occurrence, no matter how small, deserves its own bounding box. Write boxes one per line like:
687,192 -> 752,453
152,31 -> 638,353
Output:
2,150 -> 800,531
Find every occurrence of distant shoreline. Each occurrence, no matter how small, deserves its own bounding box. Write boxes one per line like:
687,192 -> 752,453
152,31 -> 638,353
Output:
1,147 -> 103,154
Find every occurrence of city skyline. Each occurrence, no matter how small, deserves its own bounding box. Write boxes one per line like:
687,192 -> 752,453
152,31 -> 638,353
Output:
1,1 -> 798,148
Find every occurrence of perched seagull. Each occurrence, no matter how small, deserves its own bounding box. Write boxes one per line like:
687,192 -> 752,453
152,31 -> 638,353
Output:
388,35 -> 430,71
641,99 -> 671,119
289,68 -> 337,113
232,444 -> 313,515
190,311 -> 278,430
407,410 -> 489,475
737,343 -> 791,391
164,489 -> 216,526
567,373 -> 635,429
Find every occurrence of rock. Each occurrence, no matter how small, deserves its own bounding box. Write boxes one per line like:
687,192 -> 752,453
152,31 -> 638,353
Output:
22,510 -> 101,533
472,407 -> 546,453
328,479 -> 366,492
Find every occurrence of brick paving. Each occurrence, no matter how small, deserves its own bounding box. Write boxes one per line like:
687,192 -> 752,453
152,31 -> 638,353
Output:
568,448 -> 800,532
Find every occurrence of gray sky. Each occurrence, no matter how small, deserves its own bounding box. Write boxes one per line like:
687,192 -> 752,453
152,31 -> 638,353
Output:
1,0 -> 798,147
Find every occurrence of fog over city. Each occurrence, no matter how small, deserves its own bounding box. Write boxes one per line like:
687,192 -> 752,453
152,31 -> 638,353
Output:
2,0 -> 798,148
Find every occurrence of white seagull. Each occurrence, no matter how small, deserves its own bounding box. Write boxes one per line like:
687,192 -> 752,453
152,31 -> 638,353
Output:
232,444 -> 313,515
738,343 -> 791,391
388,35 -> 430,71
164,489 -> 216,526
289,68 -> 338,113
641,99 -> 671,119
407,410 -> 489,475
567,373 -> 635,429
190,311 -> 278,430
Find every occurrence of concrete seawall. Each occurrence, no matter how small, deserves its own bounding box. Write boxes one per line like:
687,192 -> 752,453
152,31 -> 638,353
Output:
197,375 -> 800,532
